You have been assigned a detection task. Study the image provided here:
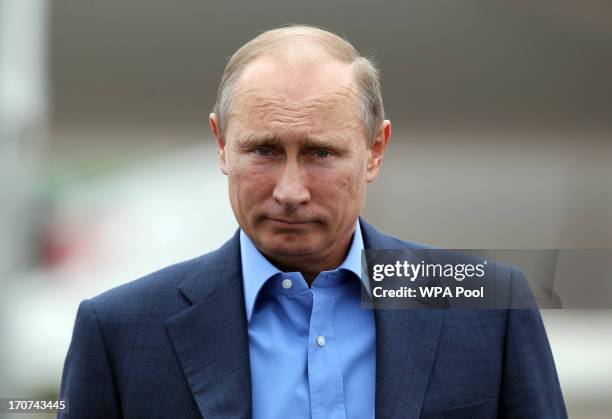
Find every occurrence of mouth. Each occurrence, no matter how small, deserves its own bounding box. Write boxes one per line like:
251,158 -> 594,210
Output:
266,217 -> 313,227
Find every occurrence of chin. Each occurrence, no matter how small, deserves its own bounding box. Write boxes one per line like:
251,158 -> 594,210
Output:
262,238 -> 320,258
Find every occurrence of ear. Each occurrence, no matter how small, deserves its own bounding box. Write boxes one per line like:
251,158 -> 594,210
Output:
366,120 -> 391,183
210,113 -> 228,175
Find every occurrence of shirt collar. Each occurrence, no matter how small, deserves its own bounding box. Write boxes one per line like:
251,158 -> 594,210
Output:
240,219 -> 367,322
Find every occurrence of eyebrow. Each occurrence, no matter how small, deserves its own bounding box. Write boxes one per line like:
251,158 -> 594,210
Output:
236,135 -> 282,151
236,135 -> 345,151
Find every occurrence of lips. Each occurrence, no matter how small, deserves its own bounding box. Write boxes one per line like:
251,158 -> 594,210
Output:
267,217 -> 311,225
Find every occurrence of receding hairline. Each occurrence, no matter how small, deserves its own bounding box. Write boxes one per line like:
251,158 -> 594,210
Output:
232,49 -> 360,102
229,28 -> 364,99
213,24 -> 385,144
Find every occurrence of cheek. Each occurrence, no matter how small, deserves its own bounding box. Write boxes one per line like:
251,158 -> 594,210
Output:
309,161 -> 366,202
229,164 -> 274,204
334,157 -> 367,188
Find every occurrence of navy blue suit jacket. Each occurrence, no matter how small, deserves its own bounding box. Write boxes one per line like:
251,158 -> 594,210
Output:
59,218 -> 567,418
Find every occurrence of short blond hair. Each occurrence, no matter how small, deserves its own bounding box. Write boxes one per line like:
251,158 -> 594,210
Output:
213,24 -> 385,145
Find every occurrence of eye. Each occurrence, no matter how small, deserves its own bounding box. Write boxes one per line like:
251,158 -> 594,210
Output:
314,149 -> 331,158
254,147 -> 273,156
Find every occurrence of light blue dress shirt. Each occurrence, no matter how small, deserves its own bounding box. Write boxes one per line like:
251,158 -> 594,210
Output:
240,220 -> 375,419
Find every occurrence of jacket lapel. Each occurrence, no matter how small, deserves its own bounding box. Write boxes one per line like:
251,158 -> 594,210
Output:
360,218 -> 445,419
164,231 -> 252,419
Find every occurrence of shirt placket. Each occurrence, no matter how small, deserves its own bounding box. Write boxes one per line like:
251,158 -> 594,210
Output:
307,274 -> 347,419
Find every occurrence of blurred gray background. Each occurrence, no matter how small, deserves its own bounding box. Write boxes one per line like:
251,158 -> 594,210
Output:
1,0 -> 610,418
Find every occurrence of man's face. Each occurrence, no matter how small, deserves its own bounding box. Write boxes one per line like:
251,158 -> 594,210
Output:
211,53 -> 389,270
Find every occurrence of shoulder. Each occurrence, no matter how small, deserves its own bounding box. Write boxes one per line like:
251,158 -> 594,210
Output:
81,255 -> 202,322
361,220 -> 522,277
364,219 -> 517,278
363,220 -> 526,304
86,232 -> 239,319
93,255 -> 201,303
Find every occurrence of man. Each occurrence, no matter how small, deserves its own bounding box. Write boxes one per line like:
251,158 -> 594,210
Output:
59,25 -> 566,418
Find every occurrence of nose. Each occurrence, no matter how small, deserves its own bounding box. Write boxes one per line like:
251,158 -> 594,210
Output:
272,162 -> 310,210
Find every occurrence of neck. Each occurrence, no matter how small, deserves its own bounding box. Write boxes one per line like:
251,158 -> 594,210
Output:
265,235 -> 353,287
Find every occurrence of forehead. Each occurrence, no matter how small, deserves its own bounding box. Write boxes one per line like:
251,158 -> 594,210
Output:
227,54 -> 364,139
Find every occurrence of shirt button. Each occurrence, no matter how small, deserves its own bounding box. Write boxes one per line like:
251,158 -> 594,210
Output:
282,279 -> 293,289
316,335 -> 326,347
